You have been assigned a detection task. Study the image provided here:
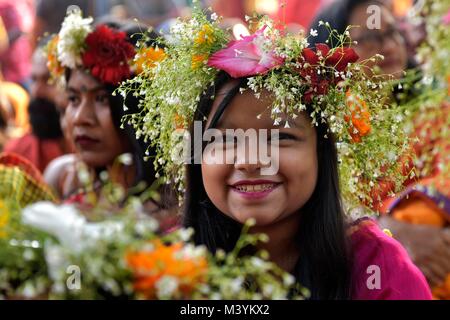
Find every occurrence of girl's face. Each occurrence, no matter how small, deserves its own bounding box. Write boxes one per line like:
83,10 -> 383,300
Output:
201,81 -> 318,227
66,69 -> 130,168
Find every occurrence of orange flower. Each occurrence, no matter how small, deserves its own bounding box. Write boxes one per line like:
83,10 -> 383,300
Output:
173,113 -> 186,130
126,240 -> 208,299
46,35 -> 64,78
134,47 -> 166,74
194,24 -> 215,46
344,91 -> 371,143
191,54 -> 209,70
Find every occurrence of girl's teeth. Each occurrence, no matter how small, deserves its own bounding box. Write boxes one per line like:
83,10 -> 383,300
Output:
235,184 -> 276,192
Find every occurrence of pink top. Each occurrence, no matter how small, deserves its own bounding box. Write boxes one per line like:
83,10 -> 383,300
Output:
350,218 -> 432,300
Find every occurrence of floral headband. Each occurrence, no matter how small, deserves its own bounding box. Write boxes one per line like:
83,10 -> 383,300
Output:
46,8 -> 137,86
118,6 -> 412,209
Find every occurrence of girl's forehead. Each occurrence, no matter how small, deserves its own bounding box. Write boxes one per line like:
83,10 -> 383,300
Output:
67,69 -> 104,91
209,86 -> 310,130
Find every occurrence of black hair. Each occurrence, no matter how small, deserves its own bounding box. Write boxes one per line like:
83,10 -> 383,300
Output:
183,72 -> 352,299
28,98 -> 63,139
308,0 -> 384,47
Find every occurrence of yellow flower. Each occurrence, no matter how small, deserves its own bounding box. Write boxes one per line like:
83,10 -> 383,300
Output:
194,24 -> 215,46
0,200 -> 10,238
134,47 -> 166,74
382,228 -> 393,237
191,54 -> 208,70
46,35 -> 64,79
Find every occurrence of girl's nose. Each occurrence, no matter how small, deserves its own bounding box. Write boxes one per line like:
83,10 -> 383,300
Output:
72,98 -> 97,127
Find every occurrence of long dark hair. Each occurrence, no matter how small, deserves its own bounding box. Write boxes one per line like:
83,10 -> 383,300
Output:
183,72 -> 352,299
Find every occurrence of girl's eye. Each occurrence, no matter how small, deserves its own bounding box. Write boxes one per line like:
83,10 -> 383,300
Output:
67,95 -> 80,105
96,94 -> 109,104
270,132 -> 299,142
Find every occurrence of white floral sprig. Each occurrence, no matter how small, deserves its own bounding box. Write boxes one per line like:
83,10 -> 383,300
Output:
56,7 -> 93,68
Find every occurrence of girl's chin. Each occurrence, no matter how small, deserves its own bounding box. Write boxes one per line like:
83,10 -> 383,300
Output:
229,209 -> 283,226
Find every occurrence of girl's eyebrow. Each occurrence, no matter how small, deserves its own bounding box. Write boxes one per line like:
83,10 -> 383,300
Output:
66,85 -> 105,94
215,118 -> 308,131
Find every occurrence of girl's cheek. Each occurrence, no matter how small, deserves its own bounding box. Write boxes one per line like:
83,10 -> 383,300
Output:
278,147 -> 318,188
201,163 -> 232,201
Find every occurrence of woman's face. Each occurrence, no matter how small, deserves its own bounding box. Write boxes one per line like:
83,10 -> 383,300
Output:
201,81 -> 318,227
349,3 -> 408,79
65,69 -> 130,168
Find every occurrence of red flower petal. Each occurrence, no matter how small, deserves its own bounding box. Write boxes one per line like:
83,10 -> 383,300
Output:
327,47 -> 359,72
301,47 -> 319,65
82,24 -> 136,85
315,43 -> 330,57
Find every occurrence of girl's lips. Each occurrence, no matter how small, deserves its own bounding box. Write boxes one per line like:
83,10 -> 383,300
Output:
230,180 -> 282,200
74,135 -> 100,149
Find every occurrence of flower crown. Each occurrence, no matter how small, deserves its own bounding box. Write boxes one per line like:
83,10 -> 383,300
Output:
118,6 -> 412,210
46,7 -> 137,86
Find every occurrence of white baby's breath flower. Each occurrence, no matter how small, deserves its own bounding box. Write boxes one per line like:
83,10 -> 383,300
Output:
229,277 -> 244,294
310,29 -> 318,37
177,228 -> 194,242
155,276 -> 179,299
283,274 -> 295,286
118,153 -> 133,166
251,257 -> 267,270
210,12 -> 218,21
262,284 -> 274,296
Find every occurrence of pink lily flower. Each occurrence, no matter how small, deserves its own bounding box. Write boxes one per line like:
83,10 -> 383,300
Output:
207,26 -> 284,78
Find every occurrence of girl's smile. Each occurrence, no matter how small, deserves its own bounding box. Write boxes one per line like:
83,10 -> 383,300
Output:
229,179 -> 283,200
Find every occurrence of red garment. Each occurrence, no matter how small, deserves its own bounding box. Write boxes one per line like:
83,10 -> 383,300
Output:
4,133 -> 64,172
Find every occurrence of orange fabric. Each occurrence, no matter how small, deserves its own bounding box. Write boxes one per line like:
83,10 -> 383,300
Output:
433,274 -> 450,300
3,133 -> 64,173
392,197 -> 446,227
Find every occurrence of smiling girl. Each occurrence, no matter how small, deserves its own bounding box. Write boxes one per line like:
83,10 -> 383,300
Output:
121,8 -> 432,299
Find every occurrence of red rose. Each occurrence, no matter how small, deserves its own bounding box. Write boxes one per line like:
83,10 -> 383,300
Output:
299,43 -> 359,103
82,25 -> 136,85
